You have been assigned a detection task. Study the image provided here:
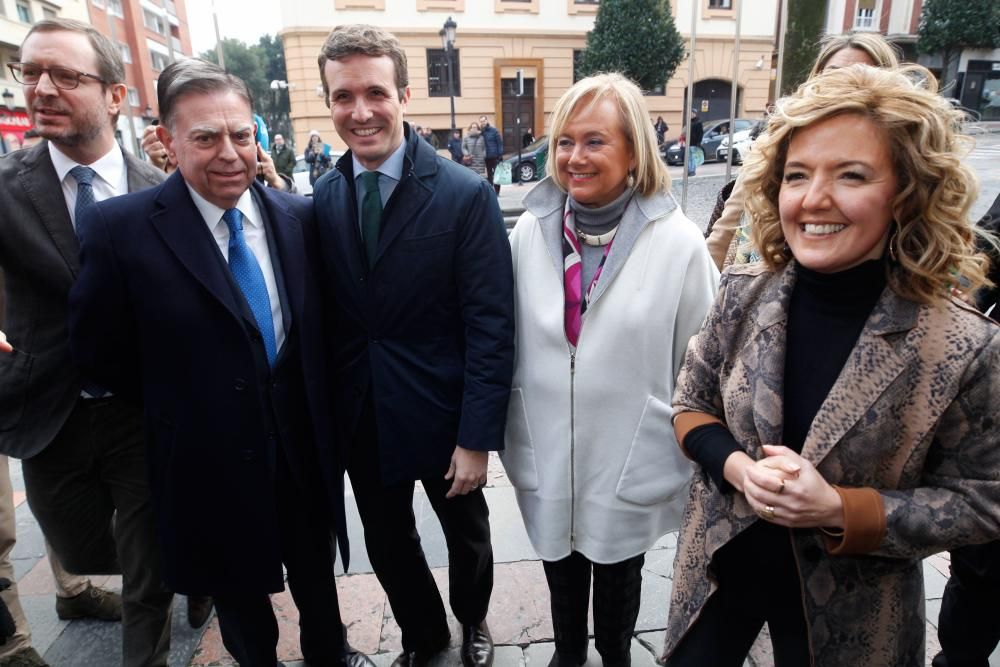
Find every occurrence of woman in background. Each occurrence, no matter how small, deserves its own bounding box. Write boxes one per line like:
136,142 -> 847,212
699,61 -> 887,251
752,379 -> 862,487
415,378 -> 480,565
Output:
462,121 -> 487,178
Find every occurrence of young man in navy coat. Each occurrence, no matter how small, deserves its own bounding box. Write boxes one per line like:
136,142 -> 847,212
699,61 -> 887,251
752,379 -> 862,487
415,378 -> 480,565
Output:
69,59 -> 371,667
314,24 -> 515,667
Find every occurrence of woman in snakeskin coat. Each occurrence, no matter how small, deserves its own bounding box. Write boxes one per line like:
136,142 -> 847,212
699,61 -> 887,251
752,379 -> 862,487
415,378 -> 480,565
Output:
662,65 -> 1000,667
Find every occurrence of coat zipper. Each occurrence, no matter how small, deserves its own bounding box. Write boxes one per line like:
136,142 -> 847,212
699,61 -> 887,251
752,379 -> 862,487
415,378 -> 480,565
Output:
569,349 -> 577,549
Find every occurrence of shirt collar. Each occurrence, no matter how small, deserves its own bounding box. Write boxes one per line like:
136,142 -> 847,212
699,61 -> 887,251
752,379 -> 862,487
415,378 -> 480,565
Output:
49,141 -> 125,194
186,184 -> 259,231
352,138 -> 406,183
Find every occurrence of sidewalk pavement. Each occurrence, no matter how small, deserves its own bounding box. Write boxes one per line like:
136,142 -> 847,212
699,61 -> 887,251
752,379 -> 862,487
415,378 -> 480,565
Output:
7,455 -> 997,667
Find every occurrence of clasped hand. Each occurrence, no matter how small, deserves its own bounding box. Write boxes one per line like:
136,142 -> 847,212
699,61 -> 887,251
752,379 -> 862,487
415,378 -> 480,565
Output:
444,446 -> 488,499
731,445 -> 844,529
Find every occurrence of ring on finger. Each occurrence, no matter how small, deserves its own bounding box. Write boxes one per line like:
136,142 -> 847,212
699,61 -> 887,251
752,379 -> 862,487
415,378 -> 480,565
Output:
758,505 -> 775,521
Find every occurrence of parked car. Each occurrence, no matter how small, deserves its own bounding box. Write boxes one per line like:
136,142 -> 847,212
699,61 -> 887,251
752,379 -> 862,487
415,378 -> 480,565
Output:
292,152 -> 344,196
716,128 -> 754,165
500,135 -> 548,182
662,118 -> 754,165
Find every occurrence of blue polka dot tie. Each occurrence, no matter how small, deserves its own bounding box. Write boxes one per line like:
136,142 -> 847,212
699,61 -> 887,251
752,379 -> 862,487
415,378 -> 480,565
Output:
222,208 -> 277,367
70,165 -> 97,242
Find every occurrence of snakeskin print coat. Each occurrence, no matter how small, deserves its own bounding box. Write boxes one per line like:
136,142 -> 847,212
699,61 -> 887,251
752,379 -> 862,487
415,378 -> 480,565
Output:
662,262 -> 1000,667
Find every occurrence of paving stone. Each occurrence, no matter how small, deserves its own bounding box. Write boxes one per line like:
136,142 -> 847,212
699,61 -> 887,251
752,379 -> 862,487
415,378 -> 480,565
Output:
338,572 -> 388,654
923,560 -> 949,600
45,594 -> 207,666
20,593 -> 69,656
635,550 -> 672,633
638,630 -> 754,667
524,638 -> 657,667
493,644 -> 527,667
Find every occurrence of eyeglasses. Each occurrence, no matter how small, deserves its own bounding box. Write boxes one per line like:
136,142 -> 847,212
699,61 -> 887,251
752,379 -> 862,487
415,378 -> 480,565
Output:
8,63 -> 107,90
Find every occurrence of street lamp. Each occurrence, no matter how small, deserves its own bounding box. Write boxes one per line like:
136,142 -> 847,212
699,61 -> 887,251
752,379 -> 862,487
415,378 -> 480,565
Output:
2,89 -> 14,111
439,16 -> 457,135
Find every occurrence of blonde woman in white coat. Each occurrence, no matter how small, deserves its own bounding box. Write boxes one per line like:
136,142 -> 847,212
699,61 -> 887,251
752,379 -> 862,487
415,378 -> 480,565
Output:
502,73 -> 718,667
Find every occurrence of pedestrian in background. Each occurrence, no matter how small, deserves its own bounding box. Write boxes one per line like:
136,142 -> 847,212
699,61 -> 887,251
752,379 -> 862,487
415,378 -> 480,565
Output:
315,24 -> 514,667
685,110 -> 703,176
479,114 -> 503,195
504,73 -> 717,667
270,133 -> 295,179
448,129 -> 463,163
663,64 -> 1000,667
462,121 -> 486,177
653,115 -> 668,145
305,129 -> 332,185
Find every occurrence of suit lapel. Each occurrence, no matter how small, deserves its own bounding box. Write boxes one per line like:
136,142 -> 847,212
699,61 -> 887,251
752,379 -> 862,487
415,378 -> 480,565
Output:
123,150 -> 167,193
17,142 -> 80,277
255,184 -> 303,331
371,131 -> 433,267
800,287 -> 919,466
744,265 -> 796,449
149,172 -> 244,323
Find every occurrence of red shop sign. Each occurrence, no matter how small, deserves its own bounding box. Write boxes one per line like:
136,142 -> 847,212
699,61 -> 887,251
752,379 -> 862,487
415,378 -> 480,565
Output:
0,110 -> 31,133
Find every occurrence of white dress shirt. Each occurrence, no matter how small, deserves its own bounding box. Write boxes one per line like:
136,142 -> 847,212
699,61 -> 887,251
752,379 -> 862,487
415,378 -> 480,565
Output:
49,142 -> 128,230
187,185 -> 286,354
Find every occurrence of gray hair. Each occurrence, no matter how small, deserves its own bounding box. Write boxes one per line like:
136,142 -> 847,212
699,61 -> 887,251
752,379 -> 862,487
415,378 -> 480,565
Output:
25,18 -> 125,87
317,24 -> 408,107
157,59 -> 254,130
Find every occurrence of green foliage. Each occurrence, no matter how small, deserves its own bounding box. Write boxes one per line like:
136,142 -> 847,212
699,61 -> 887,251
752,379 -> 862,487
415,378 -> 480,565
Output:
199,35 -> 293,148
918,0 -> 1000,54
779,0 -> 828,96
578,0 -> 685,93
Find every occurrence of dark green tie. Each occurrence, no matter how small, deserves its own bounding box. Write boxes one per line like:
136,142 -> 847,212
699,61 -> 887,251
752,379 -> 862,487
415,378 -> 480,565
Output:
360,171 -> 383,267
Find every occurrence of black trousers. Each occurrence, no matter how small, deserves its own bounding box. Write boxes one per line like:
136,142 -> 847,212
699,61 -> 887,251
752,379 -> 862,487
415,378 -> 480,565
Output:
665,522 -> 810,667
214,453 -> 347,667
542,551 -> 644,667
347,398 -> 493,654
22,396 -> 173,667
484,157 -> 501,195
933,540 -> 1000,667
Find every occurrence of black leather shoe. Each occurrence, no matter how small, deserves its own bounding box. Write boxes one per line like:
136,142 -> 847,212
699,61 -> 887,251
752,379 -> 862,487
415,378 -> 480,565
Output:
391,641 -> 450,667
343,650 -> 377,667
186,595 -> 214,628
461,622 -> 494,667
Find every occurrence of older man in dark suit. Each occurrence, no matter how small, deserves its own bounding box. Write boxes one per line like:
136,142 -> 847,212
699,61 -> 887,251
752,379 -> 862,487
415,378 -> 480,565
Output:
0,18 -> 174,667
313,24 -> 514,667
69,58 -> 370,667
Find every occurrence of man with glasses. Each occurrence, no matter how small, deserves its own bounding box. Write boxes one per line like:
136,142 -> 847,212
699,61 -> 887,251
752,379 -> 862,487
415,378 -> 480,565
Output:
0,19 -> 173,667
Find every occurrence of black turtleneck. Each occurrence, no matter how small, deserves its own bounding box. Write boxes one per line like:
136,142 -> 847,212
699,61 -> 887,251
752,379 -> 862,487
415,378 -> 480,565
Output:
684,259 -> 887,490
782,259 -> 887,452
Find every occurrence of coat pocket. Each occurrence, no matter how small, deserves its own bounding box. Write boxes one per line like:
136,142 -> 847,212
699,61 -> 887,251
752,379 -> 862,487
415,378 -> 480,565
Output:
616,395 -> 693,506
500,388 -> 539,491
0,350 -> 33,432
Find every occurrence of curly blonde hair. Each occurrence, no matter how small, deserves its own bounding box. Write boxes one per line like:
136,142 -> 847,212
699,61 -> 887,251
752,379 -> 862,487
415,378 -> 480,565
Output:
743,64 -> 990,305
546,73 -> 669,197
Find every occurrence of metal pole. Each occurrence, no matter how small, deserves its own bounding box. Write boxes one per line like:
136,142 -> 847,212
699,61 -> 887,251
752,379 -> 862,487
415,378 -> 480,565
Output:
724,0 -> 743,183
447,43 -> 456,134
774,0 -> 789,99
212,0 -> 226,70
681,0 -> 698,211
103,5 -> 139,155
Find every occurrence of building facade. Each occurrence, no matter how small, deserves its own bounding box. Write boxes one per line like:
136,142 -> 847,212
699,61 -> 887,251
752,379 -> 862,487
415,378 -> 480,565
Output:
279,0 -> 779,154
87,0 -> 193,153
825,0 -> 1000,121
